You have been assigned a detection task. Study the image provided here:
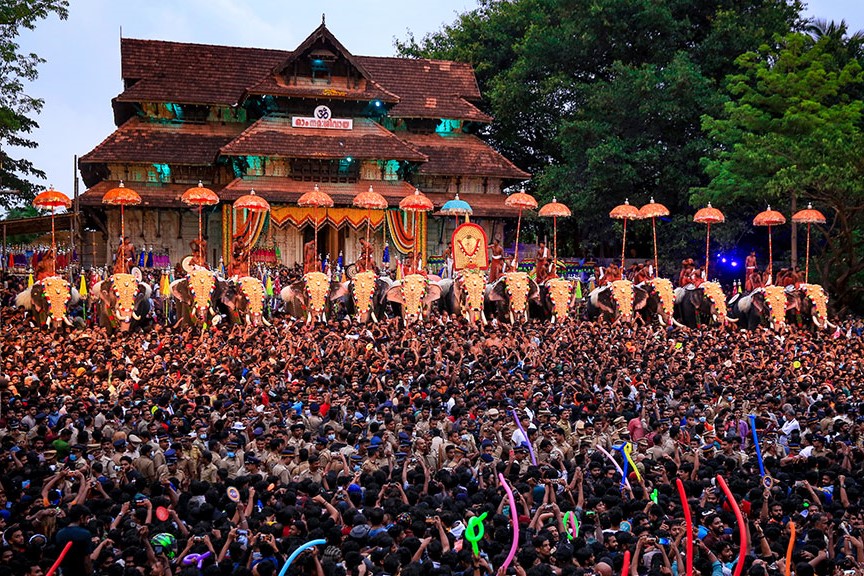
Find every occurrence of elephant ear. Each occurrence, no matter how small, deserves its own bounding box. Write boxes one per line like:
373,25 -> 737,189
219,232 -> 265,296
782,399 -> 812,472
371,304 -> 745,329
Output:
89,281 -> 103,303
331,281 -> 350,302
633,287 -> 649,311
528,279 -> 541,302
486,279 -> 507,302
170,279 -> 189,302
386,283 -> 405,305
423,283 -> 442,304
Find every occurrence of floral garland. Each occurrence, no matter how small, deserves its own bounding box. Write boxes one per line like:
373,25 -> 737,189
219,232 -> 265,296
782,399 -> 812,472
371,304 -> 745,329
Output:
700,281 -> 728,322
352,270 -> 378,316
762,285 -> 787,328
188,269 -> 216,316
649,278 -> 674,322
303,272 -> 330,315
401,273 -> 430,317
460,269 -> 487,314
41,275 -> 71,322
800,283 -> 828,326
546,278 -> 573,320
111,273 -> 138,322
239,276 -> 265,317
504,272 -> 531,313
610,280 -> 634,321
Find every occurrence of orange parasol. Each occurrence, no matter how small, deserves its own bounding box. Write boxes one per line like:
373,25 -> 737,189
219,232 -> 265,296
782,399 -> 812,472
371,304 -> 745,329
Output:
399,189 -> 434,269
33,188 -> 71,276
353,185 -> 388,271
538,198 -> 571,277
792,203 -> 827,283
505,189 -> 538,265
102,181 -> 141,249
639,197 -> 670,276
298,185 -> 335,267
753,206 -> 786,284
693,203 -> 725,279
610,199 -> 642,268
181,181 -> 220,262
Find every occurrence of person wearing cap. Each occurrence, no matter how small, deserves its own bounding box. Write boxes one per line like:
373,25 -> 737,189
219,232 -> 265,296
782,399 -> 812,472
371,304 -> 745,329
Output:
220,441 -> 244,479
272,447 -> 297,484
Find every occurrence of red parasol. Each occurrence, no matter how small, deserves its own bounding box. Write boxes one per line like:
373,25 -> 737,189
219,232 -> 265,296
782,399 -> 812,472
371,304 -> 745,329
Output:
505,189 -> 538,265
102,181 -> 141,249
639,197 -> 670,276
753,206 -> 786,284
610,199 -> 642,268
693,203 -> 725,279
539,198 -> 571,277
298,185 -> 334,267
33,188 -> 71,276
792,203 -> 827,283
181,181 -> 220,263
399,189 -> 434,270
353,185 -> 388,271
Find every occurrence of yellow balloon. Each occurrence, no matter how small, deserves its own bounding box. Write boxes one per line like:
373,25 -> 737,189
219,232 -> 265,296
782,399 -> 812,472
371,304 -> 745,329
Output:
793,360 -> 801,369
675,342 -> 683,350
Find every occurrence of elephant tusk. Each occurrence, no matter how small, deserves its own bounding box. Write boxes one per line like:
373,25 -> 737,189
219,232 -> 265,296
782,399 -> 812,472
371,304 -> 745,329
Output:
481,311 -> 487,325
262,317 -> 271,327
246,313 -> 251,324
826,320 -> 837,330
657,314 -> 664,325
210,306 -> 217,315
551,315 -> 556,325
212,315 -> 222,325
672,317 -> 686,328
132,311 -> 140,321
726,316 -> 738,323
63,316 -> 73,326
509,311 -> 514,324
371,311 -> 378,323
322,312 -> 327,323
306,313 -> 312,323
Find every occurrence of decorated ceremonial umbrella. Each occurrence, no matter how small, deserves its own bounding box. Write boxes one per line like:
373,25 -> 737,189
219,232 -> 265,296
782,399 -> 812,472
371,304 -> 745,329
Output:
32,188 -> 71,276
353,185 -> 388,270
298,185 -> 334,267
102,181 -> 141,250
399,189 -> 434,269
792,203 -> 827,283
693,203 -> 725,279
440,193 -> 473,227
610,199 -> 641,268
639,197 -> 670,276
538,198 -> 571,277
234,190 -> 271,271
181,181 -> 220,259
504,189 -> 538,264
753,206 -> 786,284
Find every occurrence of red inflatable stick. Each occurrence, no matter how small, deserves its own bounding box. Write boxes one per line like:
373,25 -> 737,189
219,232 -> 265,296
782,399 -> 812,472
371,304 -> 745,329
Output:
621,550 -> 631,576
676,479 -> 694,576
785,521 -> 796,576
46,541 -> 73,576
716,475 -> 746,576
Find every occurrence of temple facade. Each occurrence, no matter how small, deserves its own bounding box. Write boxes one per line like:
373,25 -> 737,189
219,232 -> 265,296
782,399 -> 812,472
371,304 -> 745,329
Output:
78,22 -> 529,271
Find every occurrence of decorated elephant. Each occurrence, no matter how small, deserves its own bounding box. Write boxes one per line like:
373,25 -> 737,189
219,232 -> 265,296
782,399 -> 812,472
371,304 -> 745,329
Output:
170,267 -> 225,327
329,271 -> 393,323
385,273 -> 443,323
637,278 -> 678,327
487,272 -> 540,323
439,270 -> 489,324
538,278 -> 577,323
727,285 -> 789,331
673,281 -> 731,328
280,271 -> 339,323
785,284 -> 836,331
221,276 -> 271,326
90,270 -> 152,333
15,276 -> 81,329
586,280 -> 646,323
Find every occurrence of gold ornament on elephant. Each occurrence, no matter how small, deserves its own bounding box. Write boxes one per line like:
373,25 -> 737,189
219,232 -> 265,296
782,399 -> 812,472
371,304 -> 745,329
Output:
452,223 -> 489,271
610,280 -> 634,321
401,274 -> 429,317
111,273 -> 138,319
800,283 -> 828,325
239,277 -> 265,317
504,272 -> 531,313
700,281 -> 727,321
303,272 -> 330,314
352,270 -> 377,316
461,270 -> 487,312
763,285 -> 787,328
41,276 -> 71,322
188,268 -> 215,311
649,278 -> 674,321
546,278 -> 572,320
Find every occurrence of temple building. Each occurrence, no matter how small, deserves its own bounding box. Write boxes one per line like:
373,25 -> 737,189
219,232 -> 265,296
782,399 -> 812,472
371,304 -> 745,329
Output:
77,21 -> 529,271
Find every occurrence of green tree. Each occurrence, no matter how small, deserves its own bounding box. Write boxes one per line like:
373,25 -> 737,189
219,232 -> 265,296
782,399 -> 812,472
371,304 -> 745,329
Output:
695,31 -> 864,311
399,0 -> 801,265
0,0 -> 69,210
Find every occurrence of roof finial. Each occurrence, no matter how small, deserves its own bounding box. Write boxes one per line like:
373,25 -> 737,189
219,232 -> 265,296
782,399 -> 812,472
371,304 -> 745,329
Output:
322,13 -> 326,26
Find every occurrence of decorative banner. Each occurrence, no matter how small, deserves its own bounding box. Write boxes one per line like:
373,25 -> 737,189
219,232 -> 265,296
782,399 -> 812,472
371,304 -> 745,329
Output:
676,479 -> 694,576
222,205 -> 267,265
386,210 -> 426,256
716,475 -> 746,576
278,539 -> 327,576
464,512 -> 488,556
498,474 -> 520,575
270,206 -> 385,230
452,223 -> 489,270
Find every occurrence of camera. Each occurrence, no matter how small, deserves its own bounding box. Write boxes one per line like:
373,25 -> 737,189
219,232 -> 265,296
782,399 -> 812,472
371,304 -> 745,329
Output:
194,536 -> 203,542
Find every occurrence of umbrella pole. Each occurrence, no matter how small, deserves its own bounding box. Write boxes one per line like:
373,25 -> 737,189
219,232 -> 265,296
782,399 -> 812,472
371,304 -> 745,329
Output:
514,210 -> 523,266
652,216 -> 658,277
198,206 -> 203,262
705,223 -> 711,280
806,223 -> 811,283
366,208 -> 372,271
51,206 -> 56,276
413,211 -> 418,272
621,218 -> 628,268
553,215 -> 558,278
768,224 -> 773,284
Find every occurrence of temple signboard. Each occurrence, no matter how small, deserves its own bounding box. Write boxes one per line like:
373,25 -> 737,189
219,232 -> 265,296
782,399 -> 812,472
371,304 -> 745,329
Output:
291,105 -> 353,130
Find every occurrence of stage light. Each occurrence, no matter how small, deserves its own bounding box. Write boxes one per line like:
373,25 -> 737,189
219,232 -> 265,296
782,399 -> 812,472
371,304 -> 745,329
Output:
721,258 -> 727,263
731,261 -> 738,267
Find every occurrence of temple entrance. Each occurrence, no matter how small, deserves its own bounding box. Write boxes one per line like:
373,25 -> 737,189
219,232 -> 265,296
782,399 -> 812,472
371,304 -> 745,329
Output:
302,223 -> 344,267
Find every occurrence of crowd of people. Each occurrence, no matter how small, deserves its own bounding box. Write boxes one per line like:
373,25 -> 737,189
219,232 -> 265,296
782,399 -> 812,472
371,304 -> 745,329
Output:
0,269 -> 863,576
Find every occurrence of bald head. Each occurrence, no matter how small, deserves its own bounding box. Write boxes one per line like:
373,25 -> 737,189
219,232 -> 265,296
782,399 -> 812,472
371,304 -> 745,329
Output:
595,562 -> 613,576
